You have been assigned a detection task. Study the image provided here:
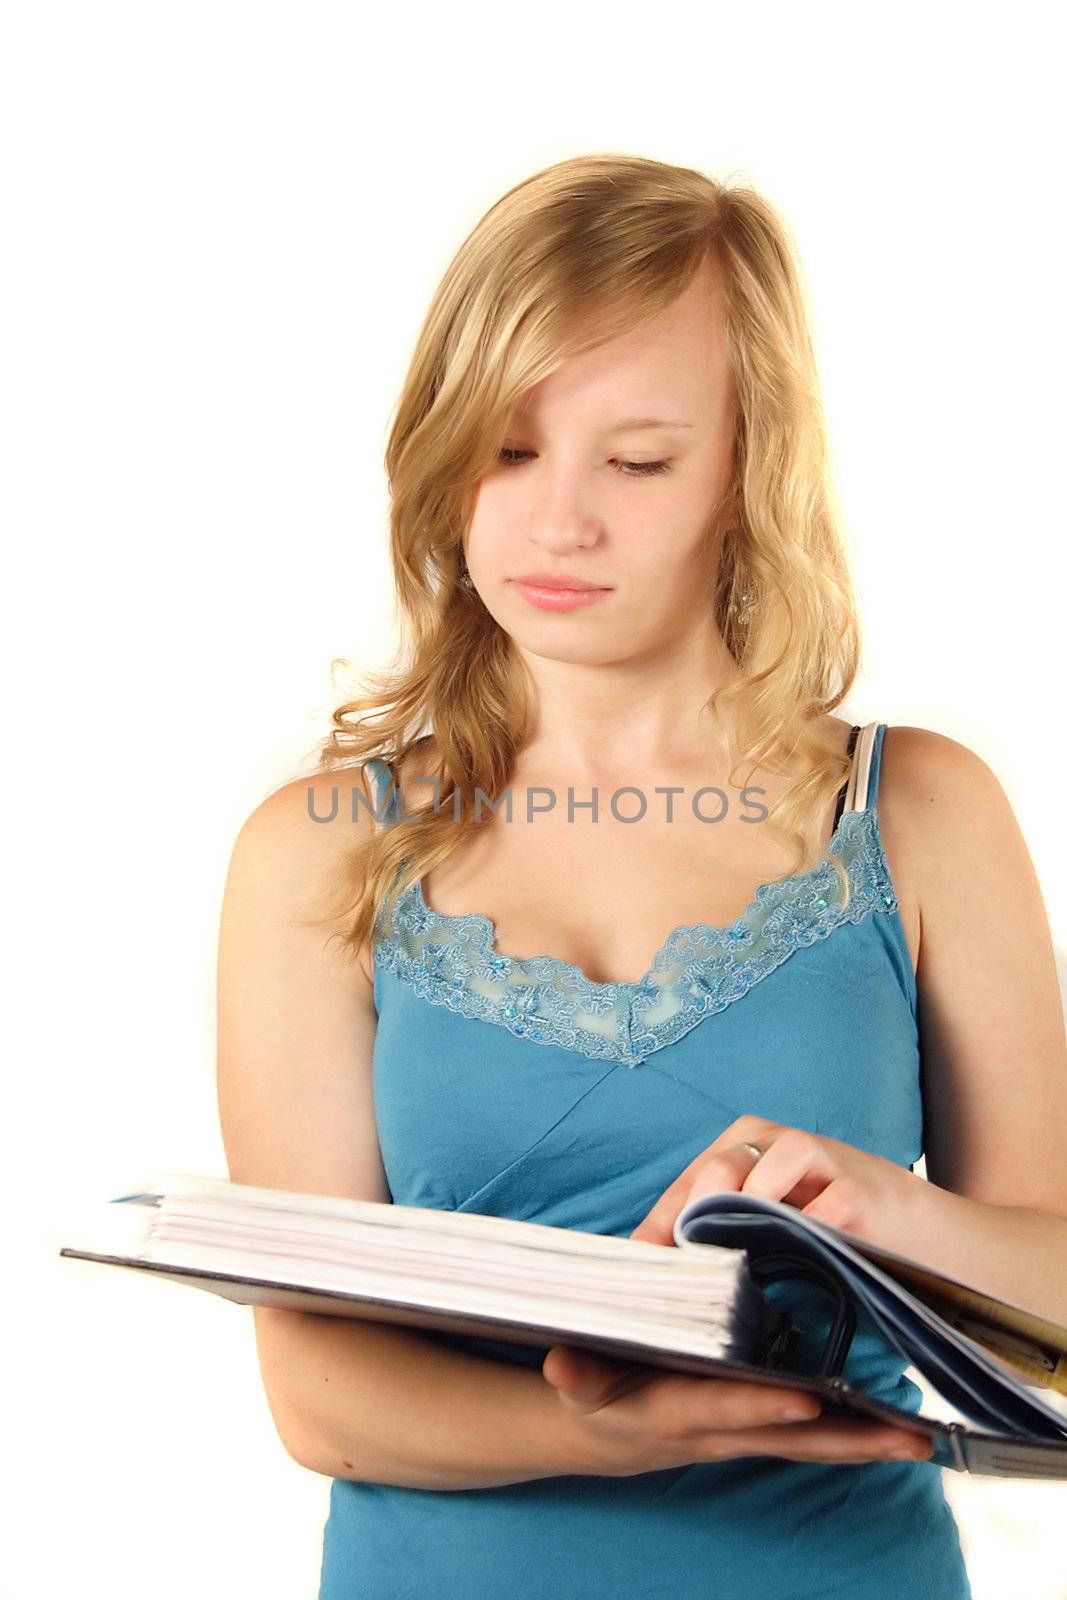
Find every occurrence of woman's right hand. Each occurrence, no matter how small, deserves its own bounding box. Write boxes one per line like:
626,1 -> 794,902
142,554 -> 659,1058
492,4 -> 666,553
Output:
541,1343 -> 934,1475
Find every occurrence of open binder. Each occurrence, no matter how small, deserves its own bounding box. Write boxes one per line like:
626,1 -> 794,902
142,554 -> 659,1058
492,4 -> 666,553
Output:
59,1175 -> 1067,1479
672,1191 -> 1067,1478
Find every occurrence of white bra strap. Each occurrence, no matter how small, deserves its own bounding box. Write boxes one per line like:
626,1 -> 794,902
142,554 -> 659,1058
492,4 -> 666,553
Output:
842,722 -> 878,813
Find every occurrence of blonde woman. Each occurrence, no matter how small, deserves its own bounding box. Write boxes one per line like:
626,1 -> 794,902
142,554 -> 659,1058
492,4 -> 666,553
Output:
217,154 -> 1067,1599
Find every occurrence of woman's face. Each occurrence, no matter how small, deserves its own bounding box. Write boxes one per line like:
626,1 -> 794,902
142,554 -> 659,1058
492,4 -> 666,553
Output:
464,254 -> 738,668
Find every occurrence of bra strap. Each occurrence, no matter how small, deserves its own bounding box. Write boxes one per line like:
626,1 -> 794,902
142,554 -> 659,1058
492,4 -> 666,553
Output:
832,724 -> 861,829
841,723 -> 880,815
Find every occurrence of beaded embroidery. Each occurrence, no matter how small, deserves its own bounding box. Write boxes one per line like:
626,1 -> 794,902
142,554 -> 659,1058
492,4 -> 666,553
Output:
371,804 -> 899,1067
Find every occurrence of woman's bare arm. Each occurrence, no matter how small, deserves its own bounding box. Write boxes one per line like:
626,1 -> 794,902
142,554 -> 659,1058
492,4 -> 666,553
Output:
215,768 -> 610,1489
248,1306 -> 614,1488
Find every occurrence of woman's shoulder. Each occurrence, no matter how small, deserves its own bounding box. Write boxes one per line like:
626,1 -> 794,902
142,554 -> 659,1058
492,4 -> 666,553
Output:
877,722 -> 1011,933
879,723 -> 1003,825
236,766 -> 382,991
254,763 -> 380,838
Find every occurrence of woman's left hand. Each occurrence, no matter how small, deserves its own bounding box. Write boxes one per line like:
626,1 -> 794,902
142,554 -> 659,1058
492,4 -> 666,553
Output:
629,1115 -> 922,1252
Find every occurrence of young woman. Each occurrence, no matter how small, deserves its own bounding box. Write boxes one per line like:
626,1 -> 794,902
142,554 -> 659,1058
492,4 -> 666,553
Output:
216,153 -> 1067,1599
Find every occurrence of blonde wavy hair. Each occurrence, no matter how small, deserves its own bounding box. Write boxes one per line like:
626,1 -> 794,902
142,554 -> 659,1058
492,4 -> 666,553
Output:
308,152 -> 861,961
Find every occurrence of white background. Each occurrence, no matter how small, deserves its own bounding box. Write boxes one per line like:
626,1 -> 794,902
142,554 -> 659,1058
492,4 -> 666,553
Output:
5,2 -> 1066,1596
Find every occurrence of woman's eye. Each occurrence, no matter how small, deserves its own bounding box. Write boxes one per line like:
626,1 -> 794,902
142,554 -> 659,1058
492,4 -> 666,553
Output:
497,447 -> 672,479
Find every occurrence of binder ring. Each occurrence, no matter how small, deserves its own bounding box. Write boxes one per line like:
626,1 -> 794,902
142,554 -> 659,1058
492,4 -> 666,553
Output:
748,1252 -> 859,1378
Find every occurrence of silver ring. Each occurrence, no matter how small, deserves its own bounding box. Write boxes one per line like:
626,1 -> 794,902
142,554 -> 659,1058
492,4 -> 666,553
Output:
739,1142 -> 763,1160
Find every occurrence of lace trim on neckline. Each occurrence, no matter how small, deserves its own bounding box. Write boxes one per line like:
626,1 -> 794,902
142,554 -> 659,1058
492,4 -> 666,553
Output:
372,806 -> 899,1066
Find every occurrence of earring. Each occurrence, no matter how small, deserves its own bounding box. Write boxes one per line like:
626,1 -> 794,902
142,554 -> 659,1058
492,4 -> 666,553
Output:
459,554 -> 474,591
732,559 -> 755,625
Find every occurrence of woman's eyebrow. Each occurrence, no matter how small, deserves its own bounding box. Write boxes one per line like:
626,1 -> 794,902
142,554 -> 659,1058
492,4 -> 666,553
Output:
609,417 -> 694,432
506,416 -> 695,438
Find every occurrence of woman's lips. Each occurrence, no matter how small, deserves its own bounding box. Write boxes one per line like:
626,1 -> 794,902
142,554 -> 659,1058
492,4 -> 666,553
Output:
512,580 -> 613,611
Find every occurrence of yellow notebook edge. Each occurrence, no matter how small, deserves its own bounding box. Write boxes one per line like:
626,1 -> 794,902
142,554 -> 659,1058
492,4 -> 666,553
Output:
851,1247 -> 1067,1394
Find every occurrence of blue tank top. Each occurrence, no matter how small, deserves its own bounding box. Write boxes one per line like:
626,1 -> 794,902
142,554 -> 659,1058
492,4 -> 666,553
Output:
318,722 -> 972,1599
